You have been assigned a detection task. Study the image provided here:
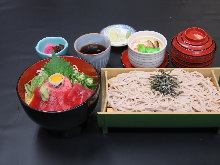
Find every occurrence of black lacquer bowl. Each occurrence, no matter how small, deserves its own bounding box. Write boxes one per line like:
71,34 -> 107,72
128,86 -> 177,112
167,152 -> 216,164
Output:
16,56 -> 100,132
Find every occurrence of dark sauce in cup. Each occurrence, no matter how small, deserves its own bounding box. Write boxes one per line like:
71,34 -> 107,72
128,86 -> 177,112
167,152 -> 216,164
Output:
80,44 -> 106,54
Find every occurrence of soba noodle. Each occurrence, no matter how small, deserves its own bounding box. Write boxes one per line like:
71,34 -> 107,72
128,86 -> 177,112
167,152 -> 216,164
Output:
107,69 -> 220,112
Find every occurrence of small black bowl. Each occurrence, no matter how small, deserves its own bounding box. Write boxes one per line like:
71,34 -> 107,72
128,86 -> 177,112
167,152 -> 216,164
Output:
17,56 -> 100,132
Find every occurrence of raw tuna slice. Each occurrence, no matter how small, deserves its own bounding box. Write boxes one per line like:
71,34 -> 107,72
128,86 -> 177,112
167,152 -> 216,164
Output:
29,77 -> 72,111
29,87 -> 42,110
29,80 -> 94,111
66,83 -> 94,106
29,87 -> 65,111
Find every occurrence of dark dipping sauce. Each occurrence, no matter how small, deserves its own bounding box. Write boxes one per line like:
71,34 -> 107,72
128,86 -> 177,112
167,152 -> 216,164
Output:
80,44 -> 106,54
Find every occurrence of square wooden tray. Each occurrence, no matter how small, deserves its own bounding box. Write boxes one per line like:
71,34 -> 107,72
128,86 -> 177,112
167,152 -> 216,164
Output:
97,68 -> 220,134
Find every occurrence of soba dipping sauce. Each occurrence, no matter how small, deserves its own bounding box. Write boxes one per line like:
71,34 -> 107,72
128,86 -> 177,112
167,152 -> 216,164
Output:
79,44 -> 106,54
131,37 -> 163,53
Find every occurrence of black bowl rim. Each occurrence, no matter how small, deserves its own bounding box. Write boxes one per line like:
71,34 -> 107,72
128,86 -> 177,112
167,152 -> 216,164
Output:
16,56 -> 100,114
176,36 -> 215,52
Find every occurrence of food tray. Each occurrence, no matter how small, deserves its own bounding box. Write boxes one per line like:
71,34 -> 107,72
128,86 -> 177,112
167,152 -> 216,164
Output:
97,68 -> 220,134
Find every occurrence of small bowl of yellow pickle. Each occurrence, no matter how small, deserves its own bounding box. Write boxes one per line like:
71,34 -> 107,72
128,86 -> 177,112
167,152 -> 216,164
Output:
100,24 -> 136,47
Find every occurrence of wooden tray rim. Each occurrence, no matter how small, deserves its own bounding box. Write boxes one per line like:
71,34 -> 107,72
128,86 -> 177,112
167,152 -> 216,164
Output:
99,67 -> 220,115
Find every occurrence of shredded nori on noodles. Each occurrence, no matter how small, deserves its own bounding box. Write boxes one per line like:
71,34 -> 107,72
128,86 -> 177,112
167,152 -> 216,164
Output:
150,71 -> 183,97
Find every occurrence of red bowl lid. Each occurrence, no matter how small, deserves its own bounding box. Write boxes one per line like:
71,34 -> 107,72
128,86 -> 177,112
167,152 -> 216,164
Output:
184,27 -> 207,43
172,37 -> 216,56
181,32 -> 209,46
172,27 -> 216,56
176,32 -> 212,50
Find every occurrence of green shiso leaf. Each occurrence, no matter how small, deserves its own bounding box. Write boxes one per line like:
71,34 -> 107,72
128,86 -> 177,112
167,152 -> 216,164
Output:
43,51 -> 74,79
42,52 -> 97,90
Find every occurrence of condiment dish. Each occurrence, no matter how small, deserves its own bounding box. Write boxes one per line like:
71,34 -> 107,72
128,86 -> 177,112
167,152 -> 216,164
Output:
100,24 -> 136,47
35,37 -> 68,59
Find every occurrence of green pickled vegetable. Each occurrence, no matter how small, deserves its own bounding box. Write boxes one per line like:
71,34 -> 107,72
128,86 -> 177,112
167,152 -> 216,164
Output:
138,44 -> 146,53
145,47 -> 160,53
76,73 -> 86,82
145,47 -> 155,53
85,78 -> 94,86
70,72 -> 96,90
40,85 -> 50,101
24,72 -> 48,96
71,78 -> 78,84
84,77 -> 96,90
126,30 -> 132,39
137,44 -> 160,53
154,47 -> 160,51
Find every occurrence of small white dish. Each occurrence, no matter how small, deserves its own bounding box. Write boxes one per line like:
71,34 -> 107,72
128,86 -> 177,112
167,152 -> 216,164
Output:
100,24 -> 136,47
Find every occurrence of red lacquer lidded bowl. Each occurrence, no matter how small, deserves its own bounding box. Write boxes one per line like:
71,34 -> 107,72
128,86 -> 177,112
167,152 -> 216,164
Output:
170,27 -> 216,68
